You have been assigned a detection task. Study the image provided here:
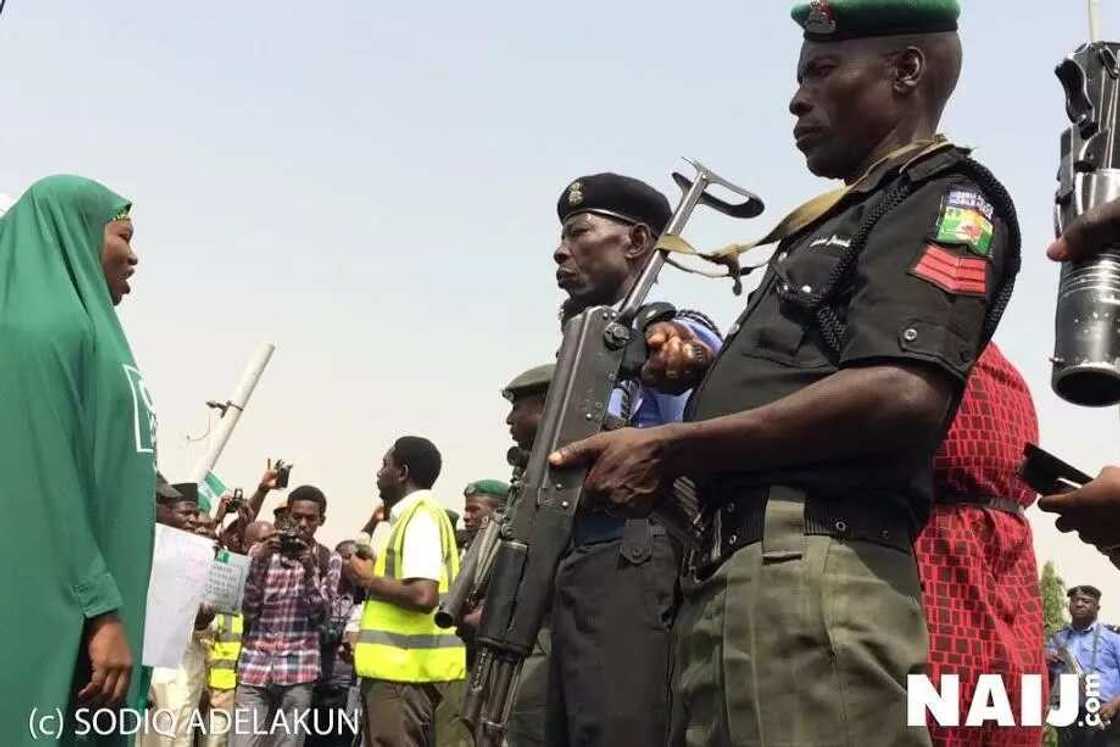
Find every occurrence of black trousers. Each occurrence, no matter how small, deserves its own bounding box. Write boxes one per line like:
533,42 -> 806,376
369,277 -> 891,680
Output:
1058,720 -> 1120,747
546,521 -> 678,747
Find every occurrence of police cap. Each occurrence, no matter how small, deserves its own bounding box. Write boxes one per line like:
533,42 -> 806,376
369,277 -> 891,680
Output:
502,364 -> 555,402
792,0 -> 960,42
557,173 -> 671,236
1068,585 -> 1103,601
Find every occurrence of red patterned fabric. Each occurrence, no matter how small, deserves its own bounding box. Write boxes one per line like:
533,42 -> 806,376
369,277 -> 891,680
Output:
917,343 -> 1047,747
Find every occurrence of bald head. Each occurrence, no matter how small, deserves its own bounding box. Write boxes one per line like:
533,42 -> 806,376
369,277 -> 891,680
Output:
244,521 -> 274,548
791,31 -> 962,181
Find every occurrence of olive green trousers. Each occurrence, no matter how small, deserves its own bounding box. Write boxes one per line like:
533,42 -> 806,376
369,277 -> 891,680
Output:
669,496 -> 932,747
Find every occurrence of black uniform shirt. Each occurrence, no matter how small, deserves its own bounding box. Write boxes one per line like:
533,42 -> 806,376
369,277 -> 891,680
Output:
686,146 -> 1015,530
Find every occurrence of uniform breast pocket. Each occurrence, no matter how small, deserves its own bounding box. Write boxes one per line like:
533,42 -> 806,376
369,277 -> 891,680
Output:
745,249 -> 845,369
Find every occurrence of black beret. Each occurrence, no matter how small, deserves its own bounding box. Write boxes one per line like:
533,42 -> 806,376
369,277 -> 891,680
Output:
1068,585 -> 1103,600
557,173 -> 671,236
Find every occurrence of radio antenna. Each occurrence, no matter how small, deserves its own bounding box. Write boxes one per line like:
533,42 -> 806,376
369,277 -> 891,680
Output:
1090,0 -> 1103,42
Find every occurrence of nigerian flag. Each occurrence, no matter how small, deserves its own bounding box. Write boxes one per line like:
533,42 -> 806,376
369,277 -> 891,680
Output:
197,471 -> 227,513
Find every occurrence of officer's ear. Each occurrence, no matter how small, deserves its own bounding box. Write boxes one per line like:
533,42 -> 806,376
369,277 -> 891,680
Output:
625,223 -> 656,261
891,46 -> 924,96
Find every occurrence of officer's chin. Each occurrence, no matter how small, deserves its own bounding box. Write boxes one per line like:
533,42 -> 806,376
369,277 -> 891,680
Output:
801,148 -> 846,180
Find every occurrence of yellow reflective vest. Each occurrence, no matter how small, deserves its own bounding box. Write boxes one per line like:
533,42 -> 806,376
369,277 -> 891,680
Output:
355,495 -> 466,682
208,612 -> 243,691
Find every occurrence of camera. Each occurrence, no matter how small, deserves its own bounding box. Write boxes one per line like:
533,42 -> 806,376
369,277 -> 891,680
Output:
276,523 -> 305,557
274,458 -> 293,489
226,488 -> 245,512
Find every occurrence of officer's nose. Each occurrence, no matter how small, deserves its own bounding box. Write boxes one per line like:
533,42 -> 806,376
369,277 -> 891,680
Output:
554,241 -> 571,266
789,88 -> 812,117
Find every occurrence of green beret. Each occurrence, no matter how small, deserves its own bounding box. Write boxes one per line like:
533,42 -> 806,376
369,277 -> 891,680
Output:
464,480 -> 510,501
502,364 -> 555,402
557,173 -> 671,236
792,0 -> 960,42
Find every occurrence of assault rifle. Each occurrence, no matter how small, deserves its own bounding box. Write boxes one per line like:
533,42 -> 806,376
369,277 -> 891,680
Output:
460,160 -> 764,746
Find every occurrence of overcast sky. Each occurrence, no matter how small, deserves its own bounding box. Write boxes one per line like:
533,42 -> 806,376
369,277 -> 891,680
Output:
2,2 -> 1117,617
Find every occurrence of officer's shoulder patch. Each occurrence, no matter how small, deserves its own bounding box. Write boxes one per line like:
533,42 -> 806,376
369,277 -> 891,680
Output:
909,243 -> 988,297
932,188 -> 995,257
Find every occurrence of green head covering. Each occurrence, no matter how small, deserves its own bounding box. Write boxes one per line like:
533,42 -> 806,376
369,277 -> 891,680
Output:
792,0 -> 960,42
502,364 -> 555,402
0,175 -> 156,719
464,480 -> 510,502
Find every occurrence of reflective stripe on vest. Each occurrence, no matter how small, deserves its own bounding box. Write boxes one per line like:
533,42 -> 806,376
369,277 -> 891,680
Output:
208,612 -> 243,690
354,496 -> 466,683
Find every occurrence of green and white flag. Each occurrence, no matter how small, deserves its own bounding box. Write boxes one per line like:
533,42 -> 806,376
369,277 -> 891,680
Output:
197,471 -> 227,514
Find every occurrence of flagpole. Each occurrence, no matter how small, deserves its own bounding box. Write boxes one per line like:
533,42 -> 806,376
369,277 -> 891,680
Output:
189,342 -> 276,493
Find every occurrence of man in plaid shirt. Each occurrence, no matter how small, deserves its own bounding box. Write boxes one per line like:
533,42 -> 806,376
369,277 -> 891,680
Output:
232,486 -> 343,747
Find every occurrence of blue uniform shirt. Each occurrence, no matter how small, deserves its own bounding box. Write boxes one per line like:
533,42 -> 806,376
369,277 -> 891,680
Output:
573,317 -> 722,545
1048,622 -> 1120,703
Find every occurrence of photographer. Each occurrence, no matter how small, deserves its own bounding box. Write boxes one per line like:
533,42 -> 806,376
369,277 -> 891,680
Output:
305,540 -> 364,747
1040,201 -> 1120,563
232,486 -> 342,747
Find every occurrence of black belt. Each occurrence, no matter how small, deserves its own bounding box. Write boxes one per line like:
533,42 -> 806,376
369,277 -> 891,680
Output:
935,494 -> 1025,516
688,484 -> 914,581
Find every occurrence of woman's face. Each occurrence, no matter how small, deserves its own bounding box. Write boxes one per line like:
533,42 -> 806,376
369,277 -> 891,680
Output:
101,218 -> 137,305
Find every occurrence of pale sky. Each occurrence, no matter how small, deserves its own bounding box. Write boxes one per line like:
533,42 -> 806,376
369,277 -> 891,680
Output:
1,2 -> 1116,618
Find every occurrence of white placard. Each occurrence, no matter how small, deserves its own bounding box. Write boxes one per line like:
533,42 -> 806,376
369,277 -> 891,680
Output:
204,550 -> 251,612
141,525 -> 216,668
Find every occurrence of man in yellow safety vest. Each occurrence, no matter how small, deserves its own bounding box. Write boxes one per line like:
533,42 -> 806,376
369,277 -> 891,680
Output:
346,436 -> 466,747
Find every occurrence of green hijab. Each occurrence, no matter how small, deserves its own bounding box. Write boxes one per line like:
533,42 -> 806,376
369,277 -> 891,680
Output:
0,175 -> 157,741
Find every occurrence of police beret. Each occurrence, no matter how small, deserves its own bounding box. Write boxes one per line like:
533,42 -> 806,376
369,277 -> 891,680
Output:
792,0 -> 960,42
557,173 -> 671,236
1068,585 -> 1103,600
464,480 -> 510,501
170,482 -> 199,505
155,471 -> 183,501
502,364 -> 555,402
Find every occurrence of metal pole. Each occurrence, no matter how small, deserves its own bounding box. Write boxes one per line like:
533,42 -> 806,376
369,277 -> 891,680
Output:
189,342 -> 276,486
1090,0 -> 1102,43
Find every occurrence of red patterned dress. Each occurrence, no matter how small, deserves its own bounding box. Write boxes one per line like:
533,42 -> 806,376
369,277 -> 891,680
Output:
917,343 -> 1046,747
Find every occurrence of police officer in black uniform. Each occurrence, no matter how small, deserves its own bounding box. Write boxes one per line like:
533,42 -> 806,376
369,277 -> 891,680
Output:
546,173 -> 721,747
550,2 -> 1021,745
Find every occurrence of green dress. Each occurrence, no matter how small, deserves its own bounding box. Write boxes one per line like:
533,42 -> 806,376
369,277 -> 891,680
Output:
0,176 -> 156,744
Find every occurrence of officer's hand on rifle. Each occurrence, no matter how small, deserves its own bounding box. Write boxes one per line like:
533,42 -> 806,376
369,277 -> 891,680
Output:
1048,197 -> 1120,262
549,425 -> 678,516
641,322 -> 714,395
1038,466 -> 1120,564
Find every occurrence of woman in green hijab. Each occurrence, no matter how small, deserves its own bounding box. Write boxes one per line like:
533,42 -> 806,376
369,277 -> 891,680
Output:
0,175 -> 156,745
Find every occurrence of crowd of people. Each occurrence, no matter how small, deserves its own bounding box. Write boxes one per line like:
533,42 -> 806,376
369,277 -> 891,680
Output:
12,1 -> 1120,746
